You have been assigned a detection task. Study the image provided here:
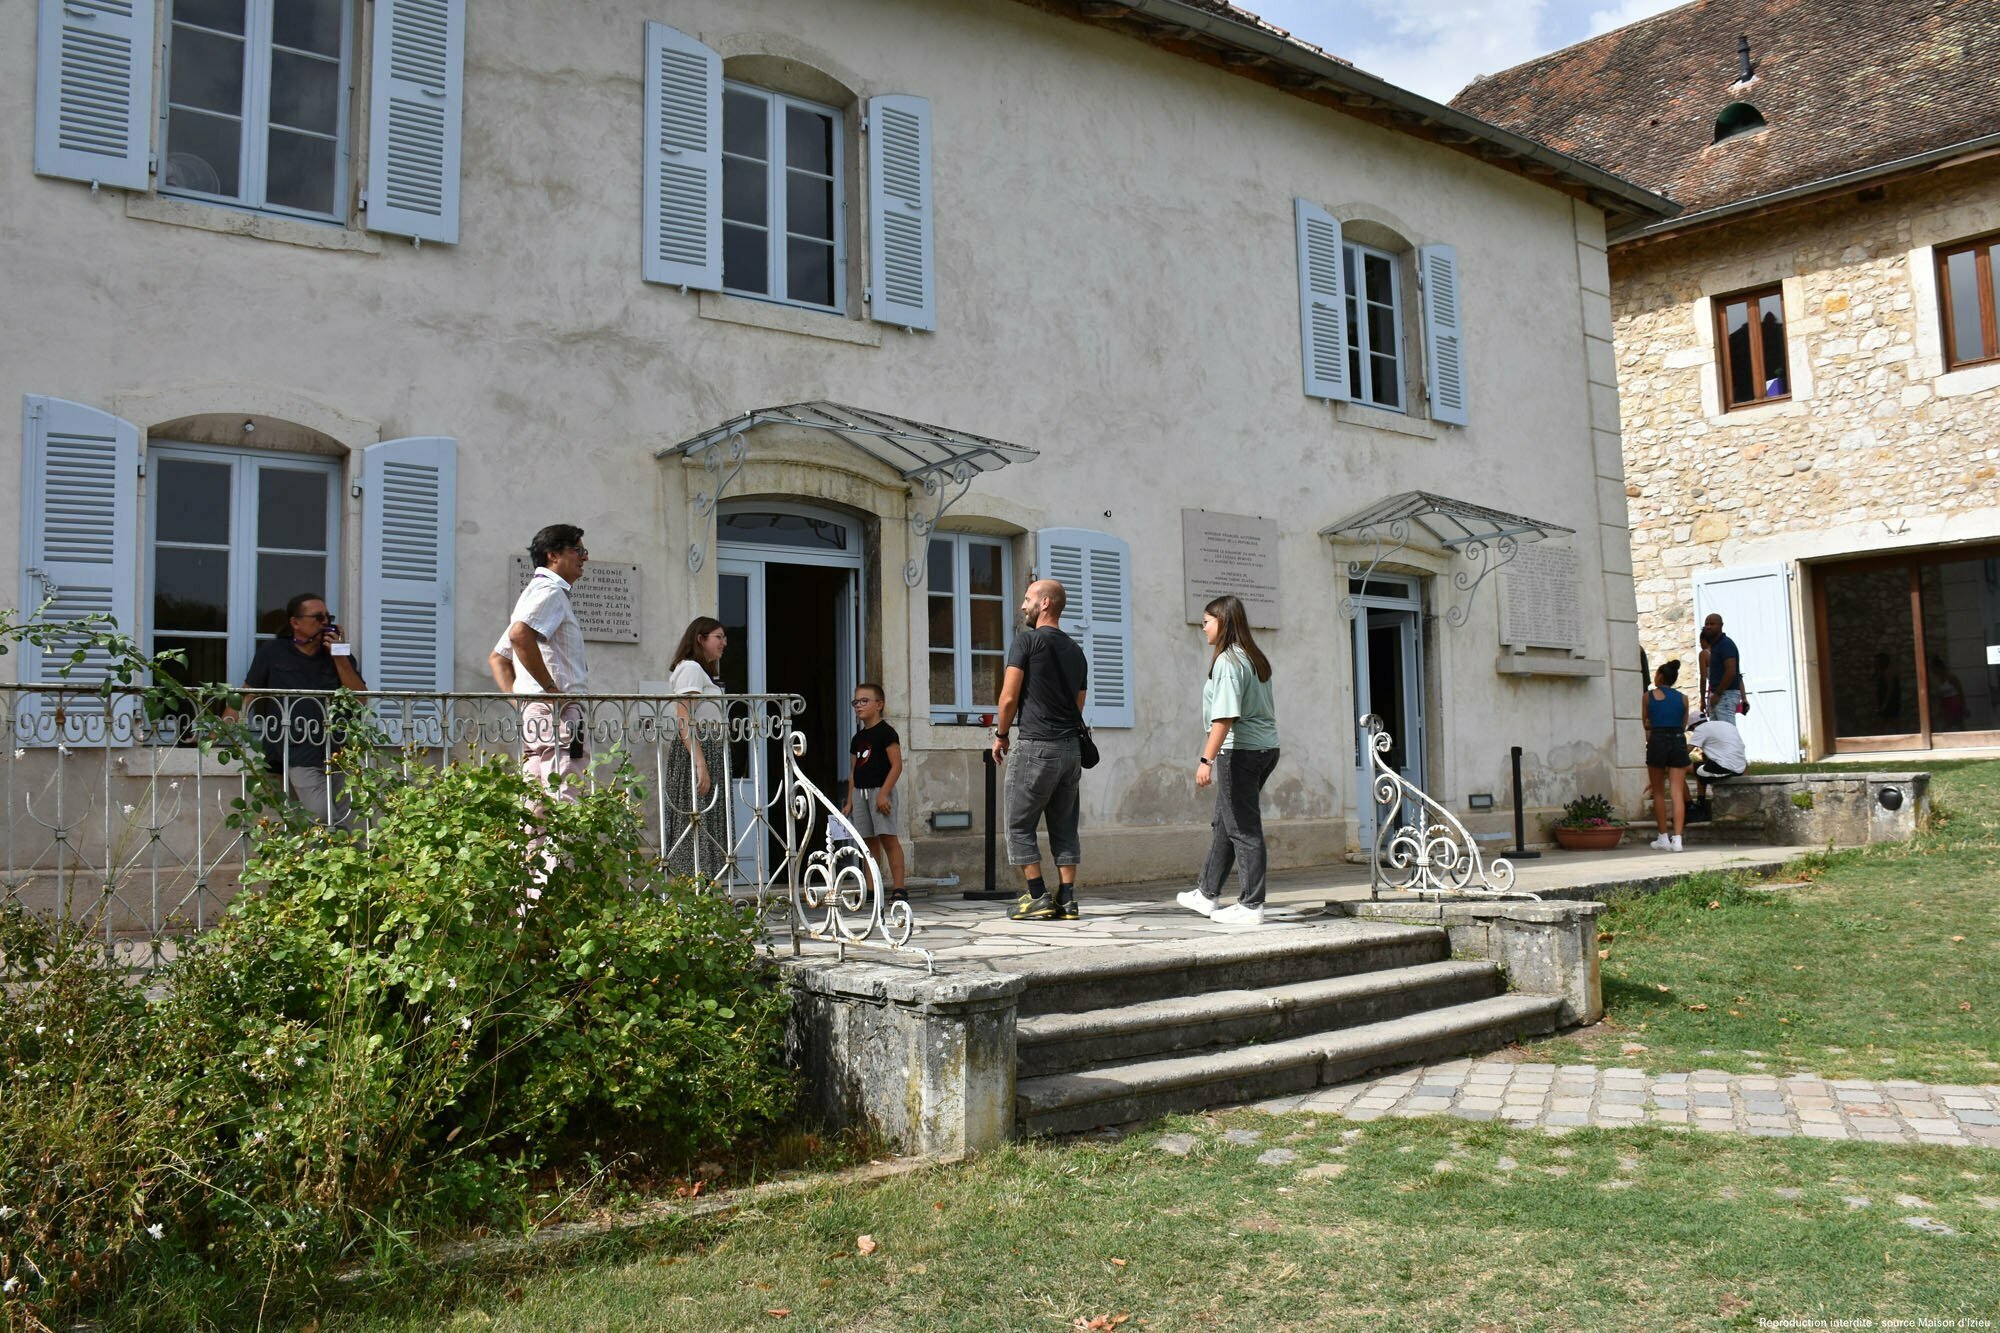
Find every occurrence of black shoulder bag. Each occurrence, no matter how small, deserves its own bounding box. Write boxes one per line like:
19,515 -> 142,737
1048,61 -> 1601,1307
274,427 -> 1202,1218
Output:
1047,630 -> 1100,770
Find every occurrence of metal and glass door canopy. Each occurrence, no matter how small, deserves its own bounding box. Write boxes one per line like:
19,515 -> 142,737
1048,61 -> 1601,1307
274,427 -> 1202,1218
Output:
1320,491 -> 1575,627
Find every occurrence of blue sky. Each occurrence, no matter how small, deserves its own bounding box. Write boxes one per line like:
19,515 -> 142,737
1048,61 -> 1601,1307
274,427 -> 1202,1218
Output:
1238,0 -> 1686,102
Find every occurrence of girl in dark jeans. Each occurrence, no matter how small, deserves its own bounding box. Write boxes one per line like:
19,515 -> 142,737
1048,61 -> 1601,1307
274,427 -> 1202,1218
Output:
1177,595 -> 1281,926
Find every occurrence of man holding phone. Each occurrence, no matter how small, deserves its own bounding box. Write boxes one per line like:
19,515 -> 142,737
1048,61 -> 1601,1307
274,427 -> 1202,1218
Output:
241,592 -> 367,826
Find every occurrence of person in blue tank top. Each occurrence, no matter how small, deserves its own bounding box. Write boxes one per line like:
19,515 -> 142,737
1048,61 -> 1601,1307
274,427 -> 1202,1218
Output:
1645,659 -> 1691,852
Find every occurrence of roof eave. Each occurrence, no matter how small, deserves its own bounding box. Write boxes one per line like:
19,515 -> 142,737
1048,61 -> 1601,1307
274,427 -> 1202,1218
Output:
1032,0 -> 1680,229
1608,132 -> 2000,246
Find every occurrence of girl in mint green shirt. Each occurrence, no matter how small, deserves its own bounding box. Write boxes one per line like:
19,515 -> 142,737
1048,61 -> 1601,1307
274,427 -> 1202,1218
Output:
1176,595 -> 1281,926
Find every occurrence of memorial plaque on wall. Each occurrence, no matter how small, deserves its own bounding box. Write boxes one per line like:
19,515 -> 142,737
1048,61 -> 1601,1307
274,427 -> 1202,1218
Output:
508,555 -> 641,643
1500,543 -> 1583,653
1181,510 -> 1280,627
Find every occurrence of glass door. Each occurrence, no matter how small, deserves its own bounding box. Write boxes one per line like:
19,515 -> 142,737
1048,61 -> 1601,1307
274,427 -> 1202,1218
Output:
1350,579 -> 1426,851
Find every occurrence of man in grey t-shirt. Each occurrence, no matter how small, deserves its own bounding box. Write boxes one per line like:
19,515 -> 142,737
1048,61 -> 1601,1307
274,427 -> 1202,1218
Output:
990,578 -> 1089,921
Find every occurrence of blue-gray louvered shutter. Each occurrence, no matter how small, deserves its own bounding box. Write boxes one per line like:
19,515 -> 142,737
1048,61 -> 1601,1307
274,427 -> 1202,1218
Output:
365,0 -> 465,244
33,0 -> 154,190
867,94 -> 935,331
360,437 -> 456,741
642,22 -> 722,289
1295,198 -> 1347,401
1419,243 -> 1468,425
16,396 -> 141,745
1036,528 -> 1134,730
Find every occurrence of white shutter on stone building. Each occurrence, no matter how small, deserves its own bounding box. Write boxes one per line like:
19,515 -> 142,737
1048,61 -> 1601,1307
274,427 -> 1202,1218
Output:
1419,243 -> 1468,426
33,0 -> 154,191
359,436 -> 457,707
642,22 -> 723,289
1295,198 -> 1348,401
866,94 -> 936,331
1036,527 -> 1134,730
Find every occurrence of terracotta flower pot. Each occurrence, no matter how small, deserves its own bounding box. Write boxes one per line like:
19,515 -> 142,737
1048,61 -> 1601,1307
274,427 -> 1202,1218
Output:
1552,825 -> 1625,851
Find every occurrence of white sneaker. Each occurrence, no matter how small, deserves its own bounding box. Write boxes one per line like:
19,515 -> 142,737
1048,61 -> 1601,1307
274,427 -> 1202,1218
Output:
1175,888 -> 1217,918
1650,834 -> 1673,851
1670,835 -> 1684,852
1211,902 -> 1265,926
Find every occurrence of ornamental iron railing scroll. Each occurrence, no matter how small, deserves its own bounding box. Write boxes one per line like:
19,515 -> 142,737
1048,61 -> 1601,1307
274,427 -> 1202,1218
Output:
1363,713 -> 1537,901
0,684 -> 924,969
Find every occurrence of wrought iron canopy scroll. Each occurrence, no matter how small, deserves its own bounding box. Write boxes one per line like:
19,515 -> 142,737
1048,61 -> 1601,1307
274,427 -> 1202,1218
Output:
658,402 -> 1039,582
1319,491 -> 1574,626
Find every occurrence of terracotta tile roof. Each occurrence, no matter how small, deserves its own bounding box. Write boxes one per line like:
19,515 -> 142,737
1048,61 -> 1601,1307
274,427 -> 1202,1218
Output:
1449,0 -> 2000,222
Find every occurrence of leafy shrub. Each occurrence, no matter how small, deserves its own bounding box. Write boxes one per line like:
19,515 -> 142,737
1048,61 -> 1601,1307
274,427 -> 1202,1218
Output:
3,751 -> 793,1322
1552,792 -> 1626,829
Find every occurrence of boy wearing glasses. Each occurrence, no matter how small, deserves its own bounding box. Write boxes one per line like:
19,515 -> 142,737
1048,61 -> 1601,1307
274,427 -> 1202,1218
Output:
241,592 -> 366,825
842,683 -> 908,905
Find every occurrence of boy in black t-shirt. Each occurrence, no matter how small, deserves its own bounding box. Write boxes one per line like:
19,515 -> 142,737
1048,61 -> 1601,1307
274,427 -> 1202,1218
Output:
843,683 -> 907,904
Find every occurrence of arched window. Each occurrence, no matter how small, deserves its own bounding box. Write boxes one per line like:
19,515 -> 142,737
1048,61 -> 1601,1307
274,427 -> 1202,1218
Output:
1712,102 -> 1767,143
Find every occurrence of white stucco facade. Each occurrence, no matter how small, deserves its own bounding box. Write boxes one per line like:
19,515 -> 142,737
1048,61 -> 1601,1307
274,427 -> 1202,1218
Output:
2,0 -> 1656,882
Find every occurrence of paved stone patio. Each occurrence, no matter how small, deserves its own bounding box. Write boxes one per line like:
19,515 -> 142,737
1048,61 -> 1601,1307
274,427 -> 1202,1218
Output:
781,839 -> 1811,967
1245,1057 -> 2000,1148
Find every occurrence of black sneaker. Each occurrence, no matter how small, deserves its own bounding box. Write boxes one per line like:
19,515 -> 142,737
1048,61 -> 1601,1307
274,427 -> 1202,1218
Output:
1009,891 -> 1057,921
1686,798 -> 1713,824
1054,891 -> 1080,921
888,888 -> 910,906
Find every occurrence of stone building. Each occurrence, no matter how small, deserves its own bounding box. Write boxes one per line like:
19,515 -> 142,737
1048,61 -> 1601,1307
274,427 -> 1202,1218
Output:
5,0 -> 1674,891
1456,0 -> 2000,762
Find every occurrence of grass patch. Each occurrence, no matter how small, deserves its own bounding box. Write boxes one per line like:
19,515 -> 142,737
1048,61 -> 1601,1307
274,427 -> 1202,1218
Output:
1532,761 -> 2000,1082
319,1113 -> 1999,1331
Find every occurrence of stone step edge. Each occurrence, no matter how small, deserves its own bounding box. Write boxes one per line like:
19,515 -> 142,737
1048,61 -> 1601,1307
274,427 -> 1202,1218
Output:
1009,922 -> 1447,991
1016,992 -> 1565,1116
1015,959 -> 1502,1048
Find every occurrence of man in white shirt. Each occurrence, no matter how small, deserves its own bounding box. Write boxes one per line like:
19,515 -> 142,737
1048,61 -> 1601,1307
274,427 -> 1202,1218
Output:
1687,712 -> 1747,821
502,524 -> 590,796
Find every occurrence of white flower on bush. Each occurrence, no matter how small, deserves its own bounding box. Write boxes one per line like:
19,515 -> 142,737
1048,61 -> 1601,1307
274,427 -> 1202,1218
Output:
459,1016 -> 472,1031
11,748 -> 24,760
32,1025 -> 43,1036
122,803 -> 135,816
250,1130 -> 266,1145
447,977 -> 458,990
2,1276 -> 18,1293
264,1046 -> 276,1057
146,1223 -> 164,1240
294,1055 -> 305,1067
0,1204 -> 15,1219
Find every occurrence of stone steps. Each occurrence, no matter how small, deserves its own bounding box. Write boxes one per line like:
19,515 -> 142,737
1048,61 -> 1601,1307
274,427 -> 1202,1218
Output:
1013,923 -> 1449,1017
1624,814 -> 1768,845
1016,991 -> 1566,1136
1016,959 -> 1504,1079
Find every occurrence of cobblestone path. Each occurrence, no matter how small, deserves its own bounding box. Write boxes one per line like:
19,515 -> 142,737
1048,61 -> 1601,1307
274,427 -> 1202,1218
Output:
1248,1058 -> 2000,1147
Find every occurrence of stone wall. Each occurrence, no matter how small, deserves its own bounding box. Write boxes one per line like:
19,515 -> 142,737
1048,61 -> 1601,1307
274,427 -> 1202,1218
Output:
1612,157 -> 2000,661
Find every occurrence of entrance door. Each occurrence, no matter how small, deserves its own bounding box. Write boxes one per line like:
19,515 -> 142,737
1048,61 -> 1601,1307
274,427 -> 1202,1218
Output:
1692,564 -> 1801,763
715,507 -> 864,868
1350,579 -> 1425,850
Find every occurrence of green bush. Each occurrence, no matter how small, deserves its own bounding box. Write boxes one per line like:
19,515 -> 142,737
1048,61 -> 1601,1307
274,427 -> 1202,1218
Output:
2,752 -> 793,1323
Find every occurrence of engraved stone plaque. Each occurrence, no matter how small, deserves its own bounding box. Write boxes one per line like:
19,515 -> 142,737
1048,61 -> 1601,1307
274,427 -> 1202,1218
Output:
1182,510 -> 1280,627
1500,543 -> 1582,653
509,555 -> 641,643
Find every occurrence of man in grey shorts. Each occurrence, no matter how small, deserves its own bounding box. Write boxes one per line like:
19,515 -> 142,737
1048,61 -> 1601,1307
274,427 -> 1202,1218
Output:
989,578 -> 1089,921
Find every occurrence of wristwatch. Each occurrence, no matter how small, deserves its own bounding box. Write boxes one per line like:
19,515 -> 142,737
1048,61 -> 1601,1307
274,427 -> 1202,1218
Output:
1197,757 -> 1212,766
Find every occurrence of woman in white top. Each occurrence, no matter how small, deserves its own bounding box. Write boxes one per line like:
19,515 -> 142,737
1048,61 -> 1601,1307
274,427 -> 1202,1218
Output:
666,616 -> 729,881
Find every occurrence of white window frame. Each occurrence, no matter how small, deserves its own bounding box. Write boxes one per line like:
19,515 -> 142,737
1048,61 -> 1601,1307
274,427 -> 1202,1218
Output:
1344,240 -> 1406,412
927,532 -> 1013,723
145,443 -> 343,686
721,82 -> 846,315
158,0 -> 355,223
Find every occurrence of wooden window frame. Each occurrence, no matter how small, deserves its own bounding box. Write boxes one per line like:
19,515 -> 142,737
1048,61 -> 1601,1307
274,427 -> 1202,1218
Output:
1713,283 -> 1791,412
1936,232 -> 2000,371
926,532 -> 1014,723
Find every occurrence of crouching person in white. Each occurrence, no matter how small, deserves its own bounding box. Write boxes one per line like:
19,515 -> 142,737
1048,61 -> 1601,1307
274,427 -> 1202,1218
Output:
1686,712 -> 1747,823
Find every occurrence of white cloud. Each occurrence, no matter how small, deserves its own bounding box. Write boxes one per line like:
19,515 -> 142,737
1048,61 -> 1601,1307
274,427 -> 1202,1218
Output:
1584,0 -> 1685,38
1240,0 -> 1555,102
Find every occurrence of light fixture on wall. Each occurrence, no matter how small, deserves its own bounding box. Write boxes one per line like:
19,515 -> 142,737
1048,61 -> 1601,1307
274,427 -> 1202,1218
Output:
1467,793 -> 1495,810
242,419 -> 255,434
929,810 -> 973,832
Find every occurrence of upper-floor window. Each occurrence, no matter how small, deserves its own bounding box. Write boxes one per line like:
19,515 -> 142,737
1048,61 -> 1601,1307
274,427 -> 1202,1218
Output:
160,0 -> 352,221
1938,233 -> 2000,371
1715,284 -> 1790,410
927,533 -> 1012,722
1344,242 -> 1404,411
722,84 -> 844,314
148,445 -> 342,693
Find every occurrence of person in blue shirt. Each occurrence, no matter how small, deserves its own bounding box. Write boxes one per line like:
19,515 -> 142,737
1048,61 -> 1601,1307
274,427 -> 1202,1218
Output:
1645,659 -> 1691,852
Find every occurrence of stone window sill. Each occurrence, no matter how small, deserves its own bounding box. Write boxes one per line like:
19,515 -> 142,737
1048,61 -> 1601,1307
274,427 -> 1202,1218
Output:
1335,399 -> 1437,440
1707,398 -> 1807,427
697,291 -> 882,347
126,193 -> 383,254
1937,362 -> 2000,399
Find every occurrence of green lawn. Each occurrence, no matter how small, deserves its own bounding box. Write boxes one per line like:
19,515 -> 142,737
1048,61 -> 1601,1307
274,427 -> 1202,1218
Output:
1531,760 -> 2000,1084
333,1113 -> 1999,1332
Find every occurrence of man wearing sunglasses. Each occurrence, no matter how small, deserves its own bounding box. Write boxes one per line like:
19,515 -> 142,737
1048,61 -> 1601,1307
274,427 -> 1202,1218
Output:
241,592 -> 367,826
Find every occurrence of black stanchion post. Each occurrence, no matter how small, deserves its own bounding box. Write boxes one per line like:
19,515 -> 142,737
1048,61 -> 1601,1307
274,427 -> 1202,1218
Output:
1509,744 -> 1541,859
964,748 -> 1013,900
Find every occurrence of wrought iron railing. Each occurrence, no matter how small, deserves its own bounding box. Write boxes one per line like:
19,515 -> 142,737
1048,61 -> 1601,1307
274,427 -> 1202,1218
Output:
0,683 -> 921,966
1363,713 -> 1536,900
